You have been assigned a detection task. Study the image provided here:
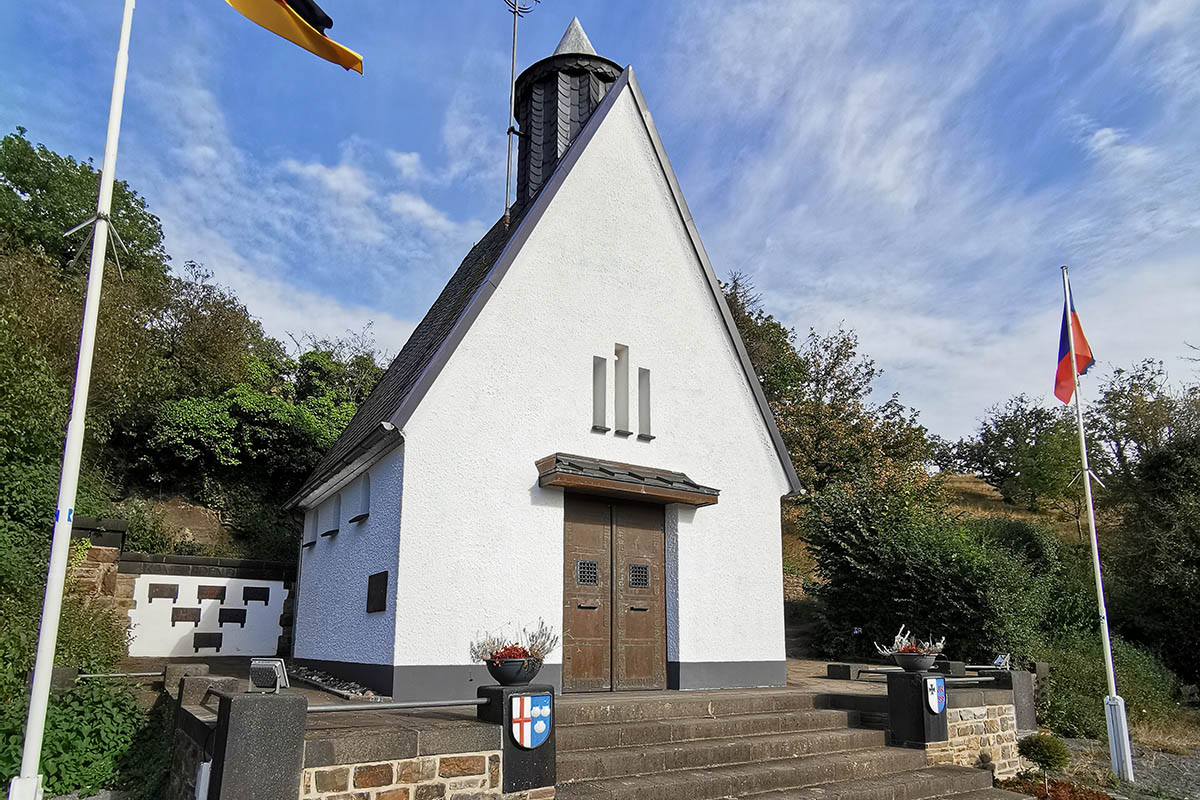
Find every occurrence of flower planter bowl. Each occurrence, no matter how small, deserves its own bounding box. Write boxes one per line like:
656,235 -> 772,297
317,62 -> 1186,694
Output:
486,658 -> 542,686
892,652 -> 938,672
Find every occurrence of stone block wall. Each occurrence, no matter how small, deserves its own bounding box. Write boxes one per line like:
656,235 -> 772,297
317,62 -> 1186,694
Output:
300,753 -> 555,800
925,702 -> 1021,778
70,544 -> 137,624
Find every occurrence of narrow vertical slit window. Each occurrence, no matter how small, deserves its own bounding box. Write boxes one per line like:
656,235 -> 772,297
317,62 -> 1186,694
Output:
591,356 -> 609,432
302,510 -> 317,548
638,367 -> 654,440
349,473 -> 370,523
614,343 -> 631,435
320,494 -> 341,538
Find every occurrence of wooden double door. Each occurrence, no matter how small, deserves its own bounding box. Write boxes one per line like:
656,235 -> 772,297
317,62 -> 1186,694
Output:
562,494 -> 667,692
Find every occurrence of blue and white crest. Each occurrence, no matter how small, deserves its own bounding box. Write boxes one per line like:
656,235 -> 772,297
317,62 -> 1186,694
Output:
925,676 -> 946,714
511,693 -> 552,749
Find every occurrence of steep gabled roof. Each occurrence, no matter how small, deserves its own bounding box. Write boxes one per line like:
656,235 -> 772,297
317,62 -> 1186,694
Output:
285,207 -> 528,509
288,67 -> 802,508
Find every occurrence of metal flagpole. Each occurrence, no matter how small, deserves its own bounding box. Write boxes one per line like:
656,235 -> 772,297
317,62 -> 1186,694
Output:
9,1 -> 136,798
502,0 -> 538,229
1060,265 -> 1135,784
503,0 -> 518,228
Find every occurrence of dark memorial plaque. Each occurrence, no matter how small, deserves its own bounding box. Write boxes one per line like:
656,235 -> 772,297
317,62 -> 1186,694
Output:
242,586 -> 270,606
366,571 -> 388,613
148,583 -> 179,604
219,608 -> 247,628
194,632 -> 223,653
171,607 -> 201,627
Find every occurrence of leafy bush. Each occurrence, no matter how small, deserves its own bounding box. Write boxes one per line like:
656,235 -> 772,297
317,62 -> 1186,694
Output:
1111,433 -> 1200,683
0,681 -> 144,796
119,694 -> 174,800
119,497 -> 178,554
1019,732 -> 1070,772
1036,631 -> 1183,739
803,475 -> 1062,663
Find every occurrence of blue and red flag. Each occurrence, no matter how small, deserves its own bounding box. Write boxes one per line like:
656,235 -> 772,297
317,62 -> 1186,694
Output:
1054,290 -> 1094,404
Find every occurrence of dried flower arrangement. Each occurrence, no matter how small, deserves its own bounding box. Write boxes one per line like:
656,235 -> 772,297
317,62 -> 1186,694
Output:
469,618 -> 561,666
874,625 -> 946,657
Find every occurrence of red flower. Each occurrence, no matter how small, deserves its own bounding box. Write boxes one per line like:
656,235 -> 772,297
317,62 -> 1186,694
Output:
489,644 -> 531,665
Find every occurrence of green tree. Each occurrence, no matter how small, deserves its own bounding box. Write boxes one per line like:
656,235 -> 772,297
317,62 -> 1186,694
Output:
722,273 -> 803,405
723,275 -> 930,495
1111,432 -> 1200,682
1089,359 -> 1200,495
959,395 -> 1080,513
0,127 -> 167,276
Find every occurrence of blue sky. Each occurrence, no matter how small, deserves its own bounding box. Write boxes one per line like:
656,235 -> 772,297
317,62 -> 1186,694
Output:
2,1 -> 1198,439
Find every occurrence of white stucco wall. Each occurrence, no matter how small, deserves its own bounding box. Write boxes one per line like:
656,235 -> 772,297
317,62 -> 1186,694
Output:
127,575 -> 287,657
292,445 -> 403,666
394,84 -> 789,673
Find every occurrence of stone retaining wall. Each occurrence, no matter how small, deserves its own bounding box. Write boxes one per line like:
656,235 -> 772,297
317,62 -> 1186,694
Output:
299,753 -> 554,800
925,701 -> 1021,778
71,544 -> 137,624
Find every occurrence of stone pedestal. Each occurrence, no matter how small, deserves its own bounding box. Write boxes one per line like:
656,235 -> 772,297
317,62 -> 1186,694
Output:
886,671 -> 948,748
209,691 -> 307,800
478,683 -> 556,793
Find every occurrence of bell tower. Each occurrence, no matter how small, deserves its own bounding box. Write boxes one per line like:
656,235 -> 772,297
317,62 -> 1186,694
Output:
513,18 -> 621,209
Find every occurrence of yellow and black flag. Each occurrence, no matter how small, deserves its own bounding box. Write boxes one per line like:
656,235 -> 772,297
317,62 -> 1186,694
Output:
226,0 -> 363,73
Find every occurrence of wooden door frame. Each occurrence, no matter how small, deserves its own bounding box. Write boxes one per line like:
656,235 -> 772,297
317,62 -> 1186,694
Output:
562,492 -> 667,692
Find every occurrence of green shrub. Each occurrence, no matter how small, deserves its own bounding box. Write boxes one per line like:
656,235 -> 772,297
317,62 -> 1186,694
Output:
1037,631 -> 1183,739
119,694 -> 174,800
803,478 -> 1058,663
1018,732 -> 1070,772
119,497 -> 178,554
0,681 -> 144,796
1112,433 -> 1200,683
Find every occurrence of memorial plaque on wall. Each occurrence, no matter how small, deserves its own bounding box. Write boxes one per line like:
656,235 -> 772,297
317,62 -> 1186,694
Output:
366,571 -> 388,612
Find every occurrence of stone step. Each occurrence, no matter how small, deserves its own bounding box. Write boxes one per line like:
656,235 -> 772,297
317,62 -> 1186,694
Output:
557,689 -> 819,726
950,791 -> 1028,800
556,746 -> 929,800
743,764 -> 993,800
559,709 -> 860,753
559,727 -> 887,783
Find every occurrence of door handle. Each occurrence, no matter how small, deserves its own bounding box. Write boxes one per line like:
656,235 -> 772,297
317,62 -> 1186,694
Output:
577,603 -> 599,610
629,606 -> 649,612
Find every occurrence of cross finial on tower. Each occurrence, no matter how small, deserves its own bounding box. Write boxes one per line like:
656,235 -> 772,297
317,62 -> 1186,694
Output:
553,17 -> 597,56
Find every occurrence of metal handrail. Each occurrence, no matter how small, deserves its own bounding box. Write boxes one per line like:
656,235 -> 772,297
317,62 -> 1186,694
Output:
307,698 -> 490,713
77,671 -> 164,679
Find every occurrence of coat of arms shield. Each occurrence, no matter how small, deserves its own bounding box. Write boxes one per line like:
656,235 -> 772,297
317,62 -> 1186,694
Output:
511,693 -> 552,749
925,676 -> 946,714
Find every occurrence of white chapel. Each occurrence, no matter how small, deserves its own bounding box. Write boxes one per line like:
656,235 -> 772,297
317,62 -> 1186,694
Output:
286,19 -> 803,701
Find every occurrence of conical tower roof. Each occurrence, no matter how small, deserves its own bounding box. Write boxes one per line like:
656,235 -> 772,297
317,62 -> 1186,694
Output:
512,17 -> 621,209
553,17 -> 597,56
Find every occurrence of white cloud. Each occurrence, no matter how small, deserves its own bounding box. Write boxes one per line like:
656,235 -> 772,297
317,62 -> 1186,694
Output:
117,9 -> 489,351
388,191 -> 459,234
388,150 -> 425,182
281,157 -> 387,245
663,0 -> 1200,437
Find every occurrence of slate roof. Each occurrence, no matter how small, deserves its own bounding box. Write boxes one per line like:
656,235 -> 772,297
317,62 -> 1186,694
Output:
536,453 -> 720,499
291,206 -> 528,505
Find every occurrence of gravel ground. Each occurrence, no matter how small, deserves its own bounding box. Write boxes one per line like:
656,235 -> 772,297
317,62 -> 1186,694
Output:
50,791 -> 129,800
1061,737 -> 1200,800
288,662 -> 383,699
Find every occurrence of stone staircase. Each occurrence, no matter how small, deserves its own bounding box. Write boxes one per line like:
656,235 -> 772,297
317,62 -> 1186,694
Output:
555,688 -> 1023,800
